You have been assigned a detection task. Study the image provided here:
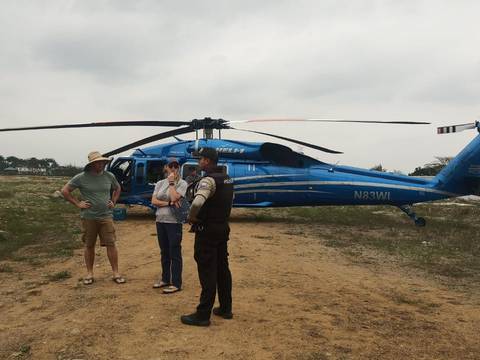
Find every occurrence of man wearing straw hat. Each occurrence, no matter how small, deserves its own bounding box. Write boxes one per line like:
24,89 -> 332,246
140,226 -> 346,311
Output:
61,151 -> 125,285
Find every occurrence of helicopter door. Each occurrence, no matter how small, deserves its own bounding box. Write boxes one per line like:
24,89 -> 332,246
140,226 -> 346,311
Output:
233,163 -> 268,204
135,161 -> 146,185
132,159 -> 150,198
133,159 -> 167,197
249,163 -> 268,203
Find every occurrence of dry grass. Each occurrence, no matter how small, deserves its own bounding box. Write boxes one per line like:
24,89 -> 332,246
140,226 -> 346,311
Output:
239,202 -> 480,281
0,175 -> 81,261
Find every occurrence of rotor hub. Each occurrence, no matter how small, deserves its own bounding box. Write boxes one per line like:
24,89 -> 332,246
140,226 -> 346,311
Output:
191,117 -> 230,130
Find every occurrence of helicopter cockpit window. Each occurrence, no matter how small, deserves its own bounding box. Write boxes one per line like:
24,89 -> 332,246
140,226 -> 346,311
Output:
147,160 -> 166,184
109,159 -> 133,192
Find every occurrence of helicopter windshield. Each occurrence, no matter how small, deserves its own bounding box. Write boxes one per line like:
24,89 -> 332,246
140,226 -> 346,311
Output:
109,158 -> 133,192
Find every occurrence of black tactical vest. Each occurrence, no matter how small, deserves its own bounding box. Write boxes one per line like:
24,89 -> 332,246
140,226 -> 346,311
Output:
197,167 -> 234,224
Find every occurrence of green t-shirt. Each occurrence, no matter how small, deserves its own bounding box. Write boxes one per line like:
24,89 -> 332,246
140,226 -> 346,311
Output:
68,171 -> 120,219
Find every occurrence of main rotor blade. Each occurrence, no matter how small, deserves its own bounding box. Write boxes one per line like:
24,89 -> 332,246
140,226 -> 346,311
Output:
231,118 -> 430,125
230,127 -> 342,154
437,122 -> 477,134
0,120 -> 191,132
103,126 -> 195,157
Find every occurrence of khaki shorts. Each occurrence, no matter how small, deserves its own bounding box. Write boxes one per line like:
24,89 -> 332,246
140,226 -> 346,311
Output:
81,218 -> 116,247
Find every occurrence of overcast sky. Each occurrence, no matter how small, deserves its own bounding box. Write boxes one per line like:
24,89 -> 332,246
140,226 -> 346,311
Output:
1,0 -> 479,172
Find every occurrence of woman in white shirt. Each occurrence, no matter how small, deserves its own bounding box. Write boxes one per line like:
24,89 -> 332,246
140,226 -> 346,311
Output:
151,158 -> 188,294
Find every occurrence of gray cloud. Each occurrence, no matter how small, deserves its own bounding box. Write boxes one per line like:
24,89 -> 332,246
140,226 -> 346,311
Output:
36,33 -> 143,83
1,0 -> 480,171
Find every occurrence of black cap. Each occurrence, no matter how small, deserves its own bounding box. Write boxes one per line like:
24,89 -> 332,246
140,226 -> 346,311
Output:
198,147 -> 218,162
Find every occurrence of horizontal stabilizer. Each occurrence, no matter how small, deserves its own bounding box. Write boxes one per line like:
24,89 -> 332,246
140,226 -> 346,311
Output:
437,122 -> 477,134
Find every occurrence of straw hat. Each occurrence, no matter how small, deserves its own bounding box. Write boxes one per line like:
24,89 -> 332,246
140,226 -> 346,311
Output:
84,151 -> 111,171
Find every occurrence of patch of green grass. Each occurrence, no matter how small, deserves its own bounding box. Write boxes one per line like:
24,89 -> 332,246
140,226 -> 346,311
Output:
47,270 -> 71,281
0,176 -> 81,260
252,204 -> 480,281
241,205 -> 403,227
19,344 -> 31,354
0,190 -> 13,199
230,211 -> 288,223
47,238 -> 80,258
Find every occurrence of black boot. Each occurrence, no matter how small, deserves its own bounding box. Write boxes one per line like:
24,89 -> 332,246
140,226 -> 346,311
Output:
213,307 -> 233,319
180,312 -> 210,327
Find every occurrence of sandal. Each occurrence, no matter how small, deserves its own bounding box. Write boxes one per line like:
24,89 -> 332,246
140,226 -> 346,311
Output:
83,277 -> 94,285
162,285 -> 181,294
112,276 -> 126,284
153,281 -> 169,289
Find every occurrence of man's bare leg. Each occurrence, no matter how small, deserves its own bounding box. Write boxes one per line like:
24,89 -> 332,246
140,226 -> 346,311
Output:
106,245 -> 120,278
84,246 -> 95,278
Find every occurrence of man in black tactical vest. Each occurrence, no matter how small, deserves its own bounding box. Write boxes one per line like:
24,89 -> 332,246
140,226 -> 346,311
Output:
181,147 -> 234,327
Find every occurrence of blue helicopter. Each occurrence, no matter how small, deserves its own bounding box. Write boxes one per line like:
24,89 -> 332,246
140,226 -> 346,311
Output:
2,117 -> 479,226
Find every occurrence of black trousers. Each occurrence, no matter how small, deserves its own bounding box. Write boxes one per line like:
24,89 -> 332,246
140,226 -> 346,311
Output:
194,224 -> 232,319
155,222 -> 182,288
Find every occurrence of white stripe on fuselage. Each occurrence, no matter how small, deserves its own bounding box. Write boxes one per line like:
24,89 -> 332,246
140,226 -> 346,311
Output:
233,180 -> 459,197
233,174 -> 295,181
235,189 -> 331,194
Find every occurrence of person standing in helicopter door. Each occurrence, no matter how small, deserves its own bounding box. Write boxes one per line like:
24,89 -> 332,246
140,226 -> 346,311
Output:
150,158 -> 188,294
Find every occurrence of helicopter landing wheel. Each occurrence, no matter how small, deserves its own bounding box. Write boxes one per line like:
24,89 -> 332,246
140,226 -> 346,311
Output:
398,205 -> 426,227
414,217 -> 426,227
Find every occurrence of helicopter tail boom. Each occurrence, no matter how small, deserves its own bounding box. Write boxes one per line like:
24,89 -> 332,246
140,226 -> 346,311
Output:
432,132 -> 480,195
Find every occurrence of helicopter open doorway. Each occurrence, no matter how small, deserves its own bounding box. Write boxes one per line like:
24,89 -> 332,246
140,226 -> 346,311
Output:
109,158 -> 167,206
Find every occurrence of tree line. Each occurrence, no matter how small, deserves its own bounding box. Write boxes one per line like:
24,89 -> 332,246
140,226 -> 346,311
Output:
370,157 -> 452,176
0,155 -> 59,169
0,155 -> 82,176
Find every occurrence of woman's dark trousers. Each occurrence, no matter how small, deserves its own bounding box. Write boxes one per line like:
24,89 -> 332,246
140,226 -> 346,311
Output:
156,222 -> 183,288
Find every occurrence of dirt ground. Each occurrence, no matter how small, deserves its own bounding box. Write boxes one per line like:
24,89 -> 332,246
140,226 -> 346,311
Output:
1,208 -> 480,360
